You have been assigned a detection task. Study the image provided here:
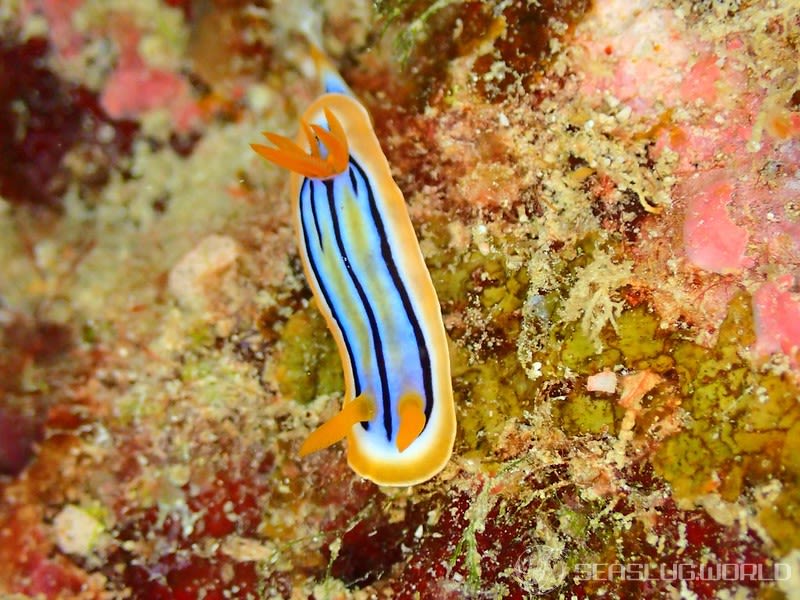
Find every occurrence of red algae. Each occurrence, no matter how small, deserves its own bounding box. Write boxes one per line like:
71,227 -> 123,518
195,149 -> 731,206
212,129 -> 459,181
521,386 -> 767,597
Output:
0,409 -> 41,476
0,314 -> 75,475
0,506 -> 88,597
118,553 -> 260,600
683,175 -> 749,273
753,276 -> 800,363
472,0 -> 591,101
0,37 -> 138,209
101,19 -> 198,128
99,452 -> 276,598
680,53 -> 721,105
0,38 -> 87,208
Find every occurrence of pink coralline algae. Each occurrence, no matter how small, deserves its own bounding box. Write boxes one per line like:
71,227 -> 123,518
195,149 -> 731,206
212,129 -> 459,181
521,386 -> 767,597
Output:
682,175 -> 749,274
752,275 -> 800,363
22,0 -> 85,60
100,23 -> 199,129
679,53 -> 721,106
24,0 -> 199,130
576,3 -> 693,116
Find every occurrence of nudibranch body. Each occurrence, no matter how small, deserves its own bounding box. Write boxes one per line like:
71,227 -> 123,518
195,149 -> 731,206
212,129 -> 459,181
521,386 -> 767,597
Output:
252,50 -> 455,486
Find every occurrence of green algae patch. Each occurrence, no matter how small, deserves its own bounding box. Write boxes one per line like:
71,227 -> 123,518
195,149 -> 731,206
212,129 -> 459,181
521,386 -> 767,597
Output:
425,238 -> 541,455
433,225 -> 800,559
519,234 -> 633,378
454,348 -> 533,454
612,307 -> 665,366
557,506 -> 589,539
186,322 -> 217,349
274,307 -> 343,405
557,391 -> 617,435
559,325 -> 599,373
544,283 -> 800,555
431,243 -> 541,455
760,485 -> 800,555
555,305 -> 667,377
652,292 -> 800,517
781,420 -> 800,477
558,322 -> 621,375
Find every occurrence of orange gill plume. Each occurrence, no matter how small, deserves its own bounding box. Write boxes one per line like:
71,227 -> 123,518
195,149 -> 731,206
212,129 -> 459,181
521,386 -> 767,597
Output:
251,107 -> 349,179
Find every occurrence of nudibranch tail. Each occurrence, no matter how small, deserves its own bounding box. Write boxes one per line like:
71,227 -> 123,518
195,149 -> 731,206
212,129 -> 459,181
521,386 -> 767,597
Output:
251,108 -> 349,179
299,394 -> 375,457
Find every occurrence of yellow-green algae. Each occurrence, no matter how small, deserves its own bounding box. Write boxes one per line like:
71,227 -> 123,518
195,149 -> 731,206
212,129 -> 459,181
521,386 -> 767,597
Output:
426,241 -> 536,456
556,284 -> 800,551
654,292 -> 797,510
564,287 -> 800,553
274,306 -> 343,405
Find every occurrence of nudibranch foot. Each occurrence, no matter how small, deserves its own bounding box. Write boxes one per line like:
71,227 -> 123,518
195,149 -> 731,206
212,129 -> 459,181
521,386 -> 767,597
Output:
251,108 -> 349,179
299,394 -> 375,457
